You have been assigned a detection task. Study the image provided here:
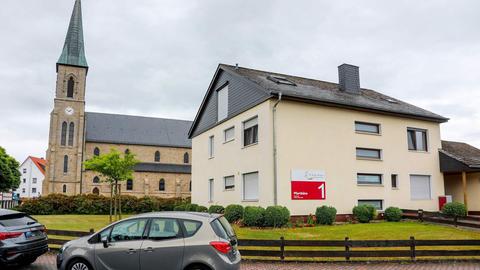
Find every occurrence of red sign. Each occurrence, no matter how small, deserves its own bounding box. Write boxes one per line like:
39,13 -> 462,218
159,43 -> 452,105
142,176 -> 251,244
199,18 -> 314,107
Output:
291,181 -> 326,200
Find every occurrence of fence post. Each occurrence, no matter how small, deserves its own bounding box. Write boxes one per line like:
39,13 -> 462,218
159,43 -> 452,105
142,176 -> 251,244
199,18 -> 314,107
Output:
345,237 -> 350,261
280,236 -> 285,261
410,236 -> 416,261
418,209 -> 424,222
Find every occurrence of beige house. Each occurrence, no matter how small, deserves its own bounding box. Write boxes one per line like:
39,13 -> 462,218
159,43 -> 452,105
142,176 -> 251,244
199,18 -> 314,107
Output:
189,64 -> 450,215
43,0 -> 192,198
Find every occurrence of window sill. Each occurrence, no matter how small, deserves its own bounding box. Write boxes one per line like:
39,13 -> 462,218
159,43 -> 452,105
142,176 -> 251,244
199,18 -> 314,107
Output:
356,157 -> 382,161
208,156 -> 214,160
242,199 -> 259,202
357,184 -> 384,187
223,139 -> 235,144
242,142 -> 258,149
355,131 -> 381,136
392,187 -> 399,190
408,150 -> 429,154
224,188 -> 235,191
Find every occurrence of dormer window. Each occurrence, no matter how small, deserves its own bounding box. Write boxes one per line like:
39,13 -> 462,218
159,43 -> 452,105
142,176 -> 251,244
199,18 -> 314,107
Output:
267,75 -> 296,86
217,85 -> 228,121
67,77 -> 74,98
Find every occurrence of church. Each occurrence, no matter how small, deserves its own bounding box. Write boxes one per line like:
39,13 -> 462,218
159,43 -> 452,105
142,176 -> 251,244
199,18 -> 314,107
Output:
43,0 -> 192,199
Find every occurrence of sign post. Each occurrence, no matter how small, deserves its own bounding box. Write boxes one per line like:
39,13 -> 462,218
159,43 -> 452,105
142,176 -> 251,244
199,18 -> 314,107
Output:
291,170 -> 326,200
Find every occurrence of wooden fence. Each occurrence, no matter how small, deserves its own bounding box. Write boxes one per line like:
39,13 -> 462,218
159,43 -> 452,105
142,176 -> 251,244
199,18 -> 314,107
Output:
239,237 -> 480,261
402,209 -> 480,229
47,229 -> 480,261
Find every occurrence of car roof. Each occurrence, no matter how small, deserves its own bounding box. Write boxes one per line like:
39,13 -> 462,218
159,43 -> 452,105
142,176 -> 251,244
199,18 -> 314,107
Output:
0,209 -> 21,216
133,211 -> 222,222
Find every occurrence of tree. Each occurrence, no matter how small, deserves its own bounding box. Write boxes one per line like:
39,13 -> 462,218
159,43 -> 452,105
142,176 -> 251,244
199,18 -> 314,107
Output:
0,147 -> 21,192
84,149 -> 138,222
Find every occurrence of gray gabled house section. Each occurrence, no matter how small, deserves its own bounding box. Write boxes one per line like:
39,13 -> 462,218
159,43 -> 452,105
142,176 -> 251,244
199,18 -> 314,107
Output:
189,64 -> 448,138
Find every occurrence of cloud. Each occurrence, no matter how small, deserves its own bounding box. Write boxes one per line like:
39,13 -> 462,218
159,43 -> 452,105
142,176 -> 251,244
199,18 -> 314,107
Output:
1,0 -> 480,161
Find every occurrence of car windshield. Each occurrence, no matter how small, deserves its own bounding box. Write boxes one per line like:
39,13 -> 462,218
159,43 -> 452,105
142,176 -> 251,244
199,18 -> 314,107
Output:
0,213 -> 37,227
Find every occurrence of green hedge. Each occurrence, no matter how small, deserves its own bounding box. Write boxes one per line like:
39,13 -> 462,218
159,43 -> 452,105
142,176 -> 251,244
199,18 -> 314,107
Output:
16,194 -> 186,215
224,204 -> 244,223
442,202 -> 467,218
315,206 -> 337,225
384,207 -> 402,222
243,206 -> 265,227
264,206 -> 290,228
352,205 -> 376,223
208,205 -> 225,214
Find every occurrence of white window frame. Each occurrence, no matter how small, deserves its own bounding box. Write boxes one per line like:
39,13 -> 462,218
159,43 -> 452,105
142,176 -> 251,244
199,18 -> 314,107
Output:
355,121 -> 381,134
224,126 -> 235,143
356,148 -> 382,160
242,171 -> 259,201
217,85 -> 228,121
243,116 -> 259,147
407,128 -> 428,152
357,173 -> 383,185
224,175 -> 235,191
391,174 -> 399,189
358,200 -> 383,210
208,135 -> 214,158
208,179 -> 214,202
410,174 -> 432,200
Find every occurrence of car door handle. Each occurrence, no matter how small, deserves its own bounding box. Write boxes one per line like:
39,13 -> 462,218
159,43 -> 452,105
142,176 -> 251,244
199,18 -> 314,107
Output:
126,249 -> 137,254
143,247 -> 154,252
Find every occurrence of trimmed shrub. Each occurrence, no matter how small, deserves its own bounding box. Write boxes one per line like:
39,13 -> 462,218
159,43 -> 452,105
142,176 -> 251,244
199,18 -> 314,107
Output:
352,205 -> 376,223
224,204 -> 244,223
315,206 -> 337,225
208,205 -> 225,214
384,207 -> 403,222
442,202 -> 467,219
174,204 -> 186,211
264,206 -> 290,228
196,205 -> 208,213
243,206 -> 266,227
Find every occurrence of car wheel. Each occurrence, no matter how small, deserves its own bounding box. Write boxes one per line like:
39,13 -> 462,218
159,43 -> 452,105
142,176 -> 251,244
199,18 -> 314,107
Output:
186,264 -> 210,270
67,259 -> 91,270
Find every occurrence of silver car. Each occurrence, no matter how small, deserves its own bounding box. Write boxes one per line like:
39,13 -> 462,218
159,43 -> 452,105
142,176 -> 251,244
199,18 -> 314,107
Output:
57,212 -> 241,270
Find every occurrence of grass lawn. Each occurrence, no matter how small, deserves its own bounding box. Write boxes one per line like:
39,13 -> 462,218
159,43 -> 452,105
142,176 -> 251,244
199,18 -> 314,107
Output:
34,215 -> 480,240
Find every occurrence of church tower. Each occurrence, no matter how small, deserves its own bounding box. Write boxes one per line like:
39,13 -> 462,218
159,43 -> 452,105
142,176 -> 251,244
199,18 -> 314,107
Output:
44,0 -> 88,195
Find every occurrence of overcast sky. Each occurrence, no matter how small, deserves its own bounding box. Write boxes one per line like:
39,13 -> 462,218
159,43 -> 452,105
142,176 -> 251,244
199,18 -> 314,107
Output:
1,0 -> 480,161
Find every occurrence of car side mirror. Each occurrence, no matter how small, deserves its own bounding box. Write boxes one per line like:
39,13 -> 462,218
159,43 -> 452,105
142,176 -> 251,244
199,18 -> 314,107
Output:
101,236 -> 109,248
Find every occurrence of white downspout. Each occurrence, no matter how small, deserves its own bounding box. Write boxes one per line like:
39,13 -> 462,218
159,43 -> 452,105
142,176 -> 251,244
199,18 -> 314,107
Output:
272,92 -> 282,206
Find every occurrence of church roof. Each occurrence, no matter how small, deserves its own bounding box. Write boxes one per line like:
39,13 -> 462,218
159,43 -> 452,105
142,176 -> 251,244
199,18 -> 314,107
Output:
57,0 -> 88,69
85,112 -> 192,148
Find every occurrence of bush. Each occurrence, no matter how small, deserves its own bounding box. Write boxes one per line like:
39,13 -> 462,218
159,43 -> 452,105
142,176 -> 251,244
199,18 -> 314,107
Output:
264,206 -> 290,228
173,204 -> 186,211
196,205 -> 208,213
243,206 -> 266,227
384,207 -> 403,222
208,205 -> 225,214
315,206 -> 337,225
442,202 -> 467,218
224,204 -> 244,223
185,203 -> 199,212
352,205 -> 376,223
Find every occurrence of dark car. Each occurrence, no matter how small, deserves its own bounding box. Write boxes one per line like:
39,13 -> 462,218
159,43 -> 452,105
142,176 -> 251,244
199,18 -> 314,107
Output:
0,209 -> 48,267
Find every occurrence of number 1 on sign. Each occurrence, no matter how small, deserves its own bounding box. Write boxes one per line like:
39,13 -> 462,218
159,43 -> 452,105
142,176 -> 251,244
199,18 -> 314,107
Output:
318,182 -> 326,199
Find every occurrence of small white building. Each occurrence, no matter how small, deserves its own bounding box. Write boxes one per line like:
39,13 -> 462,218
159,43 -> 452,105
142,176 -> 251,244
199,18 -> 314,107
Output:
15,156 -> 47,198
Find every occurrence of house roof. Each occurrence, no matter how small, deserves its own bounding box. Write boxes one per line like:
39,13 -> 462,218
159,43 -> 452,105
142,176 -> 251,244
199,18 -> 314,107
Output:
134,163 -> 191,174
85,112 -> 192,148
30,157 -> 47,176
57,0 -> 88,69
440,140 -> 480,168
220,64 -> 448,123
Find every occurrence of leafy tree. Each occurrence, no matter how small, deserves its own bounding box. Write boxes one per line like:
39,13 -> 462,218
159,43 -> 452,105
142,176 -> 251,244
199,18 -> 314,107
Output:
84,149 -> 138,222
0,147 -> 21,192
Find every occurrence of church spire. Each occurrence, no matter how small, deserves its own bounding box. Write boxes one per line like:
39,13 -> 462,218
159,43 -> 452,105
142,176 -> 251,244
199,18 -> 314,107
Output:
57,0 -> 88,70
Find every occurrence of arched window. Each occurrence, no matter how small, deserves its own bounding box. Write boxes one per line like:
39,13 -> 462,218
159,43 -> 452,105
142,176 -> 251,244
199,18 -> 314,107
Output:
94,147 -> 100,156
67,77 -> 74,98
125,149 -> 130,155
68,122 -> 75,146
63,155 -> 68,173
126,179 -> 133,191
189,181 -> 192,192
92,187 -> 100,195
63,184 -> 67,193
159,179 -> 165,191
93,176 -> 100,183
61,122 -> 67,146
154,151 -> 160,162
184,152 -> 189,164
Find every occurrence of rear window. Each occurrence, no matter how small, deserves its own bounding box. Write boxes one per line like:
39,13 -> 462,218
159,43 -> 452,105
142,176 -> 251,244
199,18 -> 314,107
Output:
0,214 -> 37,227
181,220 -> 202,237
211,217 -> 235,239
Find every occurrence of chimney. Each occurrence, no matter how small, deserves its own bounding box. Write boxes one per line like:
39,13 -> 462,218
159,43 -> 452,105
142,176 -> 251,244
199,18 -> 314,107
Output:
338,64 -> 360,94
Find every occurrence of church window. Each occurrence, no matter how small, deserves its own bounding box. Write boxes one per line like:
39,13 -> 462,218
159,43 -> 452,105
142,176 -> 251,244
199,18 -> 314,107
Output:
93,176 -> 100,183
67,77 -> 74,98
126,179 -> 133,191
154,151 -> 160,162
63,155 -> 69,173
92,187 -> 99,195
94,147 -> 100,156
184,152 -> 189,164
63,184 -> 67,193
159,179 -> 165,191
68,122 -> 75,146
61,122 -> 68,146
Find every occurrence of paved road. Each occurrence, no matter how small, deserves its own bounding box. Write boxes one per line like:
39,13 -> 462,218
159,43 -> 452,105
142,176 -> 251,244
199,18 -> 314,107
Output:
20,254 -> 480,270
